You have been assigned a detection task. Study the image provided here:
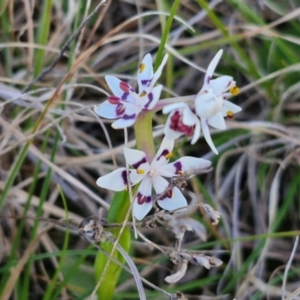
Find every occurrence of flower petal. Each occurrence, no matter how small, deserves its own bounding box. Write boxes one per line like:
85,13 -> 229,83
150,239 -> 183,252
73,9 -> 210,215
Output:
203,49 -> 223,88
105,75 -> 134,102
137,53 -> 153,93
139,85 -> 162,110
96,168 -> 128,191
94,101 -> 118,119
182,106 -> 198,126
209,76 -> 234,95
207,111 -> 226,129
133,176 -> 153,220
152,175 -> 169,194
152,137 -> 174,168
164,113 -> 184,140
195,92 -> 221,119
150,53 -> 168,89
164,157 -> 212,175
157,187 -> 187,211
163,102 -> 189,114
123,147 -> 150,171
112,115 -> 137,129
202,119 -> 218,154
191,118 -> 201,144
222,100 -> 242,116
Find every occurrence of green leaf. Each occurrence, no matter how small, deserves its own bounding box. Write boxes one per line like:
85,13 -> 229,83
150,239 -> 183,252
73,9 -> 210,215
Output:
95,191 -> 131,300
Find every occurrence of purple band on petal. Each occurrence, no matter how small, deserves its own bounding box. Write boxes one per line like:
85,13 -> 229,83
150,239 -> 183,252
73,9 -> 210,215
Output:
141,79 -> 151,86
122,113 -> 136,120
173,161 -> 182,174
157,149 -> 170,161
121,92 -> 129,100
132,157 -> 147,169
137,192 -> 152,205
121,169 -> 129,185
207,76 -> 211,84
143,92 -> 153,109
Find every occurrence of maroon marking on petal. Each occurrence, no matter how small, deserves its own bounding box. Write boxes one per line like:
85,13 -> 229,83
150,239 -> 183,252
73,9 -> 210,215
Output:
173,161 -> 182,174
119,81 -> 130,93
169,110 -> 195,137
158,185 -> 173,200
116,104 -> 125,116
143,92 -> 153,109
137,192 -> 152,205
132,157 -> 147,169
122,113 -> 136,120
108,96 -> 120,104
226,80 -> 232,88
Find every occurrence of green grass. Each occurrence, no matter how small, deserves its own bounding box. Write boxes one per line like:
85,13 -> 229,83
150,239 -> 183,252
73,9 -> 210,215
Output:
1,0 -> 300,299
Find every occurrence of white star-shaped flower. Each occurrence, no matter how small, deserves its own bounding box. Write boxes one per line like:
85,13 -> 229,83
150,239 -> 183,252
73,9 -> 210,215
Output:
96,138 -> 211,220
163,49 -> 242,154
94,53 -> 168,129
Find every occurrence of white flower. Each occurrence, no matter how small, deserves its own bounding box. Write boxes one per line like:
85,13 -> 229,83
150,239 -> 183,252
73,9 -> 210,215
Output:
163,49 -> 242,154
96,138 -> 211,220
94,53 -> 168,129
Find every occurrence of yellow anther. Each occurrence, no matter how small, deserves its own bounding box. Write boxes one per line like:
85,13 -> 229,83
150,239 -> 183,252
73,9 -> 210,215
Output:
227,110 -> 234,118
139,91 -> 147,97
165,152 -> 174,159
229,86 -> 240,96
137,168 -> 145,174
177,170 -> 183,175
139,63 -> 145,73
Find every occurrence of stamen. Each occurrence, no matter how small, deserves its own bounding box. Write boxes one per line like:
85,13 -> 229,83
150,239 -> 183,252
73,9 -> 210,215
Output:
229,86 -> 240,96
165,152 -> 173,159
119,81 -> 130,93
139,91 -> 147,97
226,111 -> 234,118
139,63 -> 145,73
137,168 -> 145,174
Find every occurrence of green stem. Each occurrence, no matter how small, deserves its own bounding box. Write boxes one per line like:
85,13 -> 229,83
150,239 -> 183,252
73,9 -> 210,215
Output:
134,112 -> 155,161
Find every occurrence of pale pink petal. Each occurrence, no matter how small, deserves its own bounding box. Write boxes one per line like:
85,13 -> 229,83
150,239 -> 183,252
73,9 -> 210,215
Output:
207,112 -> 226,129
191,118 -> 201,145
94,101 -> 118,119
164,157 -> 212,175
221,100 -> 242,116
157,187 -> 187,211
123,147 -> 150,171
152,137 -> 174,168
96,168 -> 128,191
163,102 -> 190,114
152,175 -> 169,194
137,53 -> 153,93
209,76 -> 234,95
150,53 -> 168,89
202,119 -> 218,154
202,49 -> 223,89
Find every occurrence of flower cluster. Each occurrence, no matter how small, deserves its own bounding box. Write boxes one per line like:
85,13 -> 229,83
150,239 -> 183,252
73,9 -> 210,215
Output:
95,50 -> 242,219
